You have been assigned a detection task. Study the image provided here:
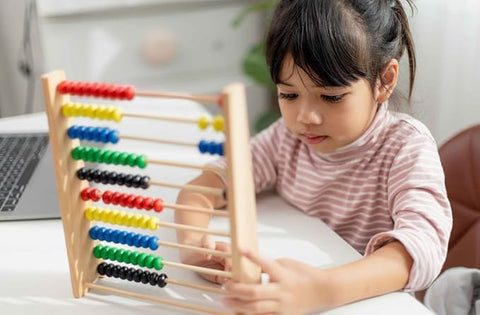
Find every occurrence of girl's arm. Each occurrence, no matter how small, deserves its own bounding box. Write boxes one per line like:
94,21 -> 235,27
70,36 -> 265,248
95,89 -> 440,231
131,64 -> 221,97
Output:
223,240 -> 413,314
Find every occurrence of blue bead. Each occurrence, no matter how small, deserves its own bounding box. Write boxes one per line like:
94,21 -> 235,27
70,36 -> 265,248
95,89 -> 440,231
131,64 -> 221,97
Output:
67,125 -> 78,139
100,129 -> 109,143
111,230 -> 120,243
148,236 -> 159,250
197,140 -> 206,153
89,226 -> 99,240
125,232 -> 134,246
204,141 -> 212,154
108,129 -> 119,144
85,126 -> 96,141
140,235 -> 150,248
218,142 -> 224,156
104,229 -> 113,242
92,127 -> 102,141
118,231 -> 128,244
97,227 -> 107,241
132,234 -> 142,248
77,126 -> 87,140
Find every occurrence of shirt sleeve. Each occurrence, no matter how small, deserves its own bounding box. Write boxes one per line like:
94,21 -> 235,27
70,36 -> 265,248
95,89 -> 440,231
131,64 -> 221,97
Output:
365,133 -> 453,292
209,119 -> 285,193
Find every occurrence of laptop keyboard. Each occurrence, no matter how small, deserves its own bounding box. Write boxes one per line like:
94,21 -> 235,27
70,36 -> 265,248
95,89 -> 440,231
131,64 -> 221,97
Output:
0,134 -> 49,212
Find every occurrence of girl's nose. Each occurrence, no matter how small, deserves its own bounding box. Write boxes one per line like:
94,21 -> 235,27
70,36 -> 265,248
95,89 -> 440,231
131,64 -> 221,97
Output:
297,101 -> 322,125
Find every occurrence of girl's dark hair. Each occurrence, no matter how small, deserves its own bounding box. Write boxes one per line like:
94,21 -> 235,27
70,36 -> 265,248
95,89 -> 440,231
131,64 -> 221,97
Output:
266,0 -> 416,100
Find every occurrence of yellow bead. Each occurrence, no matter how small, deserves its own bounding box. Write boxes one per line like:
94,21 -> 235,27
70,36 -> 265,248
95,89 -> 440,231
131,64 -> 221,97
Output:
100,209 -> 110,223
93,207 -> 102,221
212,115 -> 224,131
85,104 -> 96,118
138,215 -> 149,230
131,214 -> 143,228
61,104 -> 71,117
112,108 -> 123,122
81,103 -> 91,117
147,217 -> 159,230
123,213 -> 134,226
96,106 -> 107,120
84,207 -> 94,221
72,103 -> 82,116
115,211 -> 125,225
88,104 -> 98,118
197,116 -> 210,130
107,210 -> 118,224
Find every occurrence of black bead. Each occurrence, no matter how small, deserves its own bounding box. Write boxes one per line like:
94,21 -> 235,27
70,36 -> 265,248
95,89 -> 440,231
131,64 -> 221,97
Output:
111,265 -> 120,278
105,264 -> 114,277
76,167 -> 87,180
117,173 -> 126,186
132,175 -> 142,188
132,269 -> 142,282
124,174 -> 134,187
126,268 -> 135,281
108,171 -> 118,185
97,262 -> 107,276
85,168 -> 95,181
100,170 -> 110,184
118,266 -> 128,280
140,176 -> 150,189
157,273 -> 168,288
92,169 -> 102,183
148,273 -> 158,286
140,271 -> 150,284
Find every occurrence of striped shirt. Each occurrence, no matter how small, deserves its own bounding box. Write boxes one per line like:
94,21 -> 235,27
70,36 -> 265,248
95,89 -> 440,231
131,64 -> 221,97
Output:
214,103 -> 452,292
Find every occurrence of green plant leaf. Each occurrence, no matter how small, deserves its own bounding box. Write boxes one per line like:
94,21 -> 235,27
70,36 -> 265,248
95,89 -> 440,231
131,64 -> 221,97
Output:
243,43 -> 275,90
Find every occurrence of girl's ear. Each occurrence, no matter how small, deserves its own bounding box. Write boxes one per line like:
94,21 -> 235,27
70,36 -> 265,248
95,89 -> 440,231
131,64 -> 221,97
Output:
375,59 -> 399,103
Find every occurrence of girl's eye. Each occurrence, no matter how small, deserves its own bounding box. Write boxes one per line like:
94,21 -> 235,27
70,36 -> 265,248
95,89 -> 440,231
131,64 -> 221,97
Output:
278,92 -> 298,100
321,94 -> 344,103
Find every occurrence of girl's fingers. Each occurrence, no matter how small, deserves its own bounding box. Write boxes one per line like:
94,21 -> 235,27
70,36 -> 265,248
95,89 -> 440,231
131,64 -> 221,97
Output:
224,282 -> 281,301
241,249 -> 280,278
223,297 -> 280,314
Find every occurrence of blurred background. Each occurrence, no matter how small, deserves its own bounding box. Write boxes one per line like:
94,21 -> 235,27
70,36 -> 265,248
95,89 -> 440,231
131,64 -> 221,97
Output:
0,0 -> 479,144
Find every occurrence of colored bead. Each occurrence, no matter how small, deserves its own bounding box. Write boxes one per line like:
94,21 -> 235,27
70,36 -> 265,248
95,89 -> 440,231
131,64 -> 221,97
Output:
116,173 -> 126,185
91,169 -> 101,182
138,215 -> 149,229
93,245 -> 103,259
76,167 -> 87,180
89,188 -> 101,202
111,265 -> 120,278
97,262 -> 107,276
126,154 -> 137,167
108,247 -> 117,260
126,194 -> 136,208
125,268 -> 134,281
132,234 -> 142,248
153,256 -> 163,270
143,197 -> 154,210
125,232 -> 134,246
118,153 -> 128,165
147,217 -> 159,230
149,236 -> 159,250
144,255 -> 155,268
198,116 -> 210,130
108,130 -> 119,144
97,227 -> 107,241
109,152 -> 120,165
118,231 -> 127,244
100,170 -> 110,184
137,253 -> 147,267
148,273 -> 158,286
122,251 -> 131,264
108,171 -> 118,185
102,190 -> 112,204
111,230 -> 120,243
115,248 -> 124,262
140,271 -> 150,284
158,273 -> 168,288
132,270 -> 142,283
218,142 -> 224,156
80,188 -> 91,201
124,174 -> 133,187
112,109 -> 123,122
89,226 -> 99,239
198,140 -> 208,154
104,264 -> 113,277
153,199 -> 163,212
134,196 -> 144,209
118,266 -> 128,279
131,175 -> 142,188
136,155 -> 147,169
130,252 -> 140,265
212,115 -> 224,131
111,192 -> 121,205
140,176 -> 150,189
71,147 -> 82,160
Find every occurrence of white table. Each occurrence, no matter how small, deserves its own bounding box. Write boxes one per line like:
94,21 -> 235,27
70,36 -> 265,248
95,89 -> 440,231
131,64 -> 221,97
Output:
0,102 -> 433,314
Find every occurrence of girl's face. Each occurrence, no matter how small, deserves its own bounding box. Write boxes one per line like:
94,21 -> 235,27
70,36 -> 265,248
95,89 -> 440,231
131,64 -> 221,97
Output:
277,55 -> 380,153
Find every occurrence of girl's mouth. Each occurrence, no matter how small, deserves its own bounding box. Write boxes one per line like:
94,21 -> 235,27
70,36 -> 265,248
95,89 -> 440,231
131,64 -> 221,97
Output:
302,134 -> 327,145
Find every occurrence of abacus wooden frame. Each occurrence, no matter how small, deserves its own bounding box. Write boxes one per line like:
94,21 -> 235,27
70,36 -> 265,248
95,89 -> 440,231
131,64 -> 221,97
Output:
41,70 -> 260,312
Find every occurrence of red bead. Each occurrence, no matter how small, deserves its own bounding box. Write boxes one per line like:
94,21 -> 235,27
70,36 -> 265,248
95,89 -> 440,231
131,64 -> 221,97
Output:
89,188 -> 101,202
80,187 -> 91,201
153,199 -> 164,212
90,82 -> 101,97
119,193 -> 129,207
57,81 -> 67,93
63,81 -> 74,94
105,84 -> 116,99
82,82 -> 92,96
124,86 -> 135,100
111,191 -> 122,205
126,194 -> 136,208
134,196 -> 144,209
71,82 -> 82,95
102,190 -> 113,204
143,197 -> 153,210
99,84 -> 109,98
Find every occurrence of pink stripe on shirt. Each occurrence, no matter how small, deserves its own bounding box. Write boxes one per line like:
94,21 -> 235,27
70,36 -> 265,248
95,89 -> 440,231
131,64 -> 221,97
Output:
212,104 -> 452,292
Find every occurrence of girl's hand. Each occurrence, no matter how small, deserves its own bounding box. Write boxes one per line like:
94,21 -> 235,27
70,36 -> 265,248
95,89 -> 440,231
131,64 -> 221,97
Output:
222,249 -> 328,315
179,235 -> 232,284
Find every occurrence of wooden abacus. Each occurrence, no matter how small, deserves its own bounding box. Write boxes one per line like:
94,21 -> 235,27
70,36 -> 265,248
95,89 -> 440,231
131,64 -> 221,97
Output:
41,70 -> 260,314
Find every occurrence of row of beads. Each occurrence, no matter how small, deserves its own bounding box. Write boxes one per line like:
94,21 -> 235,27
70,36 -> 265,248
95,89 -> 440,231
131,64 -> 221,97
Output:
198,140 -> 224,156
58,81 -> 135,100
67,125 -> 119,144
62,103 -> 123,122
84,207 -> 159,230
197,115 -> 225,131
77,167 -> 150,189
97,262 -> 167,287
89,226 -> 159,250
80,187 -> 164,211
93,244 -> 164,270
71,146 -> 147,168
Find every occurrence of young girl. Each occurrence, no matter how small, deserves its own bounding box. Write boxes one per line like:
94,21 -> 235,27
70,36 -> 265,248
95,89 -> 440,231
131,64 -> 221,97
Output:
176,0 -> 452,313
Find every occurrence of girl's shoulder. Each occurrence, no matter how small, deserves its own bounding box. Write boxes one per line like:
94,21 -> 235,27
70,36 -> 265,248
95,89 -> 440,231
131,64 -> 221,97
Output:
387,111 -> 437,146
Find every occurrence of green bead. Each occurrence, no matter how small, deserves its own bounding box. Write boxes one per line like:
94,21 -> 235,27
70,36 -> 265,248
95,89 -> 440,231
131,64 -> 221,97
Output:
110,151 -> 120,164
115,249 -> 125,262
93,245 -> 103,259
118,152 -> 128,165
122,250 -> 131,263
144,255 -> 155,268
153,256 -> 163,270
80,147 -> 90,161
108,247 -> 117,261
126,154 -> 137,167
87,148 -> 97,162
93,149 -> 102,162
100,246 -> 110,259
102,150 -> 113,164
130,251 -> 140,265
136,155 -> 147,169
71,147 -> 82,160
137,253 -> 147,267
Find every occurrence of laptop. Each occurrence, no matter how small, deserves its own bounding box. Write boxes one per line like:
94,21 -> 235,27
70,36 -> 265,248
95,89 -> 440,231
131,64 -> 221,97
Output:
0,132 -> 60,221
